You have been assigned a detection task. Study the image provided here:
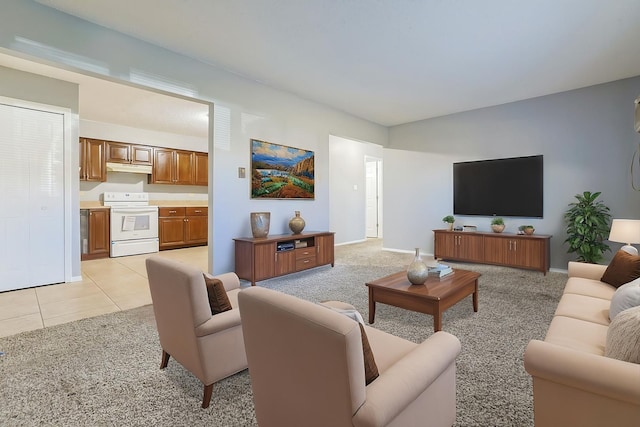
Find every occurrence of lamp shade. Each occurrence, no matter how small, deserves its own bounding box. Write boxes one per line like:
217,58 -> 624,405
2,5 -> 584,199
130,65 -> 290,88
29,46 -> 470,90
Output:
608,219 -> 640,245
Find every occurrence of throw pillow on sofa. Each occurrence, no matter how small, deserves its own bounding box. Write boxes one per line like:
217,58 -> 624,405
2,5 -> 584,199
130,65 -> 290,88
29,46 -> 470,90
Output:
605,305 -> 640,364
204,275 -> 232,315
601,250 -> 640,288
609,278 -> 640,320
320,302 -> 379,385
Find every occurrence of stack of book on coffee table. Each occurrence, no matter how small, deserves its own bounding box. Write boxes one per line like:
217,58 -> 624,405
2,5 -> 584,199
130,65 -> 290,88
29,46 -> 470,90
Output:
428,263 -> 454,278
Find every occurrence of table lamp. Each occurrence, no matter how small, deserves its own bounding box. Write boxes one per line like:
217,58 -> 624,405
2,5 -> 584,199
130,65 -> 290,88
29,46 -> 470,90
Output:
608,219 -> 640,255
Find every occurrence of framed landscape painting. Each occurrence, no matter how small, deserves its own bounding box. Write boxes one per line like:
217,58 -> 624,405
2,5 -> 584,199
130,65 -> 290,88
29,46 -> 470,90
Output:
251,139 -> 314,199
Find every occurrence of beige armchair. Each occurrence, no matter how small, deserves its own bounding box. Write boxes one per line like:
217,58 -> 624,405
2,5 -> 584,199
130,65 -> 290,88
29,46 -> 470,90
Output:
145,257 -> 247,408
238,286 -> 461,427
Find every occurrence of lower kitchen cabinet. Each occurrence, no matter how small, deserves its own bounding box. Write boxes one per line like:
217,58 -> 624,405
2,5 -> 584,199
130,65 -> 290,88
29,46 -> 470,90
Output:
80,208 -> 110,260
159,206 -> 208,250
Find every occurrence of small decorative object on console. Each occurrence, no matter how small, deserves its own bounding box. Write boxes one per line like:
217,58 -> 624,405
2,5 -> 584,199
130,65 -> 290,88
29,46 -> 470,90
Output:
407,247 -> 429,285
250,212 -> 270,238
288,210 -> 306,234
442,215 -> 455,231
519,225 -> 535,235
491,217 -> 505,233
463,225 -> 477,232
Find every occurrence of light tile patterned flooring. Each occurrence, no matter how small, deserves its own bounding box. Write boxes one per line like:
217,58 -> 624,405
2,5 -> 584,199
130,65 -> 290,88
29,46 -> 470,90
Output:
0,246 -> 209,338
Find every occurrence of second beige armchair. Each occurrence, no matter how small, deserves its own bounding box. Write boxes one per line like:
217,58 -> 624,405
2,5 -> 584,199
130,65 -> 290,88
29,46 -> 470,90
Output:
238,286 -> 461,427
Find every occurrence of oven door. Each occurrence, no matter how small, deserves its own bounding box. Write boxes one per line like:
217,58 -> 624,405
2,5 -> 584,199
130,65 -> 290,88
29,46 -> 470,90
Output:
110,206 -> 159,242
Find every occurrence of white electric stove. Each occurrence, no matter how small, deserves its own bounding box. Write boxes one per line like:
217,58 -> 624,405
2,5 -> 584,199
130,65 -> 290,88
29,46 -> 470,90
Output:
103,192 -> 159,257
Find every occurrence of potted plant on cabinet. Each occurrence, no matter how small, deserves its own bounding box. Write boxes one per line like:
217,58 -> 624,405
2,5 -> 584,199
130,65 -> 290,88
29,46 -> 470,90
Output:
563,191 -> 611,263
442,215 -> 455,231
491,217 -> 505,233
518,225 -> 535,235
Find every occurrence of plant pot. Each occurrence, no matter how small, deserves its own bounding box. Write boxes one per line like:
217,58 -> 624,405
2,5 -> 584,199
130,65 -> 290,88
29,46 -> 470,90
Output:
446,223 -> 454,231
491,224 -> 505,233
523,227 -> 535,235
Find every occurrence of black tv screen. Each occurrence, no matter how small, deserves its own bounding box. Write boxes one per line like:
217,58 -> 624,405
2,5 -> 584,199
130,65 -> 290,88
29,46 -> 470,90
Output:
453,155 -> 543,218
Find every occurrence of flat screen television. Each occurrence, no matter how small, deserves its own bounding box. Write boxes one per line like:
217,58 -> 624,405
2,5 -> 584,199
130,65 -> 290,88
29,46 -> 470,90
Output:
453,155 -> 543,218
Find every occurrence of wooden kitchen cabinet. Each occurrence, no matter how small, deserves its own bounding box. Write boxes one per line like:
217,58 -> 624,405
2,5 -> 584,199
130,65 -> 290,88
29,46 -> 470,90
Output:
106,141 -> 153,165
158,206 -> 208,250
433,230 -> 551,274
234,232 -> 335,285
193,151 -> 208,186
150,148 -> 194,185
79,138 -> 106,182
81,208 -> 110,260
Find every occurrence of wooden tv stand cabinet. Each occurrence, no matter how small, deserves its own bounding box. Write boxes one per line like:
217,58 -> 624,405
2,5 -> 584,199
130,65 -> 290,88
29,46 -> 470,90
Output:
234,231 -> 335,286
433,229 -> 551,274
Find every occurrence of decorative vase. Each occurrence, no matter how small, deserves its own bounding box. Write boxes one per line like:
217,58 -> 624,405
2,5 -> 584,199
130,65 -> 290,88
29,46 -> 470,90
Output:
446,222 -> 454,231
407,248 -> 429,285
491,224 -> 505,233
288,211 -> 306,234
250,212 -> 270,238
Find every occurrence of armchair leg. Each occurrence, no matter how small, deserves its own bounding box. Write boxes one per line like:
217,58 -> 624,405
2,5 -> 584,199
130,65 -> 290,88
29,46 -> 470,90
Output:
202,383 -> 213,408
160,350 -> 170,369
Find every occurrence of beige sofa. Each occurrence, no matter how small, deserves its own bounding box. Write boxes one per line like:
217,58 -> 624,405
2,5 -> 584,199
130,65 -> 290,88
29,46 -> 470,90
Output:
524,261 -> 640,426
238,286 -> 462,427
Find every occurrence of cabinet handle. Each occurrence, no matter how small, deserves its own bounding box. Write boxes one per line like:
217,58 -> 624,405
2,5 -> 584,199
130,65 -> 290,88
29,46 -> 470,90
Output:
169,210 -> 177,214
194,210 -> 202,213
184,218 -> 188,222
303,260 -> 310,263
513,241 -> 517,251
275,253 -> 277,263
509,241 -> 512,250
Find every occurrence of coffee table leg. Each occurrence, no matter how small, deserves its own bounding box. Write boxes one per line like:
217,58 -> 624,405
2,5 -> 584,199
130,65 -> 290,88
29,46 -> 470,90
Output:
434,309 -> 442,332
473,279 -> 479,312
368,287 -> 376,324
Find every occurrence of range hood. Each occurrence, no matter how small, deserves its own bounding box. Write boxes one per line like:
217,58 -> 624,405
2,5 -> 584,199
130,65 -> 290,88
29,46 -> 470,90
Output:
106,162 -> 152,174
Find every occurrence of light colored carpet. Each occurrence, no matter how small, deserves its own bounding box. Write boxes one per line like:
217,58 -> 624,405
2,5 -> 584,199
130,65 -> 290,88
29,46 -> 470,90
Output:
0,239 -> 566,426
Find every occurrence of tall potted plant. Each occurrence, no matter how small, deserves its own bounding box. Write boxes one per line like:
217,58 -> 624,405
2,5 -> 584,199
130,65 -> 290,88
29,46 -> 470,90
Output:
563,191 -> 611,263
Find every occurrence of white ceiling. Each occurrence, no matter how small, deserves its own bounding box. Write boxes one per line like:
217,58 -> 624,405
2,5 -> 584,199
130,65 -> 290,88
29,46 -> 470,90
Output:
12,0 -> 640,130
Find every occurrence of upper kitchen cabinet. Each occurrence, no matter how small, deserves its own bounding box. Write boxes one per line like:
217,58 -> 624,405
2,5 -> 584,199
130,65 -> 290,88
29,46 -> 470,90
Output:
106,141 -> 153,165
150,148 -> 207,186
193,151 -> 208,186
150,148 -> 194,185
79,138 -> 106,182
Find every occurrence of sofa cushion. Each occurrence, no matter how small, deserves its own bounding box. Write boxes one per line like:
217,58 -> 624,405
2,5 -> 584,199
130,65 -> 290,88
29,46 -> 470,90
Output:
609,278 -> 640,320
563,277 -> 616,301
204,275 -> 232,315
554,293 -> 610,326
601,250 -> 640,288
605,305 -> 640,363
545,315 -> 608,355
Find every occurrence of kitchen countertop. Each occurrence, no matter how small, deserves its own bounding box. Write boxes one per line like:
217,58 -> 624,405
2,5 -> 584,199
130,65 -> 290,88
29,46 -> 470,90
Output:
80,200 -> 208,208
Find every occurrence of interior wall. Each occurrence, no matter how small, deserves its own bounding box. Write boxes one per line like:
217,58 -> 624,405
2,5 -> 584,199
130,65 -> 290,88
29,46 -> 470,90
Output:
383,149 -> 458,256
0,0 -> 388,274
0,65 -> 81,279
388,76 -> 640,269
328,135 -> 384,245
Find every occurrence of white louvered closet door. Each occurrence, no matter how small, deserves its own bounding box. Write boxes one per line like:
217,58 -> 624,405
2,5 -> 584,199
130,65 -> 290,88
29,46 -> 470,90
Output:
0,102 -> 65,291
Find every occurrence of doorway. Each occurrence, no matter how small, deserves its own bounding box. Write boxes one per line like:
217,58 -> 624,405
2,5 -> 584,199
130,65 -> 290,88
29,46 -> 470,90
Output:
365,156 -> 382,238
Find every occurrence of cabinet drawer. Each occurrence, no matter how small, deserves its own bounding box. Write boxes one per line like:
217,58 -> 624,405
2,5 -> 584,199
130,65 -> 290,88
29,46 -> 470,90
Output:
186,207 -> 207,216
296,256 -> 317,271
295,247 -> 315,260
159,207 -> 186,217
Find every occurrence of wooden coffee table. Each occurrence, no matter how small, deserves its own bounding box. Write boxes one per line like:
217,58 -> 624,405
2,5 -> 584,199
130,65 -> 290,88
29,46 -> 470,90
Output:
366,269 -> 480,332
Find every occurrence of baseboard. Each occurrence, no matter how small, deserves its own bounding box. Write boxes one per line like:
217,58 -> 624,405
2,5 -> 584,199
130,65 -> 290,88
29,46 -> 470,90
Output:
335,239 -> 368,247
